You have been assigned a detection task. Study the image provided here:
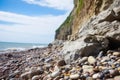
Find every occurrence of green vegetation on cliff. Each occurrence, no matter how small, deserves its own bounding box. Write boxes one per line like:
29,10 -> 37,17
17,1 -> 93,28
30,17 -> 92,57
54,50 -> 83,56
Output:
55,0 -> 84,40
77,0 -> 83,15
56,13 -> 73,33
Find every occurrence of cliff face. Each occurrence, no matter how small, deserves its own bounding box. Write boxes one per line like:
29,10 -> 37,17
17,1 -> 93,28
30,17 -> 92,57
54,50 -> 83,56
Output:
55,0 -> 113,40
55,0 -> 120,64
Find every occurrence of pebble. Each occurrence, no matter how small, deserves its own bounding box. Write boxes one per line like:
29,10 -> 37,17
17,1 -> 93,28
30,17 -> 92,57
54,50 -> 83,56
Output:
82,65 -> 94,73
69,74 -> 80,79
32,75 -> 40,80
51,70 -> 61,78
20,71 -> 31,79
97,51 -> 103,58
86,77 -> 93,80
79,57 -> 88,64
57,60 -> 66,66
113,52 -> 120,57
88,56 -> 96,64
92,73 -> 100,79
45,58 -> 53,63
101,56 -> 109,62
114,76 -> 120,80
106,78 -> 114,80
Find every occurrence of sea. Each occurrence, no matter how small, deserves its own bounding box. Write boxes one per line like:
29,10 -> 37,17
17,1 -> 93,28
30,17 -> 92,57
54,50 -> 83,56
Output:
0,42 -> 48,53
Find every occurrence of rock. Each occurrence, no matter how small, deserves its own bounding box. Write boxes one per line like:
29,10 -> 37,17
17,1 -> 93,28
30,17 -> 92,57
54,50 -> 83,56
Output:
21,67 -> 44,79
45,58 -> 53,63
43,75 -> 51,80
54,65 -> 60,71
57,60 -> 66,66
86,77 -> 93,80
32,75 -> 41,80
106,78 -> 114,80
51,70 -> 61,78
103,69 -> 110,74
113,6 -> 120,18
109,69 -> 119,77
113,52 -> 120,56
114,76 -> 120,80
79,57 -> 88,64
92,73 -> 100,79
53,76 -> 61,80
99,73 -> 105,79
88,56 -> 96,64
82,65 -> 94,73
69,74 -> 80,79
97,51 -> 103,58
30,67 -> 44,77
20,72 -> 31,79
64,50 -> 80,64
64,76 -> 69,80
9,70 -> 20,78
101,56 -> 110,62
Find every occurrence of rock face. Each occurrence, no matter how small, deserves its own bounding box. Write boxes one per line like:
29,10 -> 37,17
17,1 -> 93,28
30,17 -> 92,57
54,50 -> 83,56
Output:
55,0 -> 115,40
56,0 -> 120,63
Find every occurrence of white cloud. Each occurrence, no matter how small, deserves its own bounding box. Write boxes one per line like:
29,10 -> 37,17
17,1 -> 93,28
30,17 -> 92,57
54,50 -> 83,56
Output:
22,0 -> 73,11
0,0 -> 74,43
0,11 -> 69,43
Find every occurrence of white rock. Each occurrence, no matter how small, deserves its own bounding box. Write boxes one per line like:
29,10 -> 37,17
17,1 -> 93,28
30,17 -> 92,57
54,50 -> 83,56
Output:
51,70 -> 60,78
82,65 -> 94,73
70,74 -> 80,79
101,56 -> 109,62
113,52 -> 120,56
92,73 -> 100,79
79,57 -> 88,63
32,75 -> 40,80
88,56 -> 96,64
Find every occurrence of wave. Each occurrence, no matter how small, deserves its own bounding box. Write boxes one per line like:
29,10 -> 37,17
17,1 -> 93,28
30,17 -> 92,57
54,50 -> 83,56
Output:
32,45 -> 45,48
0,45 -> 47,54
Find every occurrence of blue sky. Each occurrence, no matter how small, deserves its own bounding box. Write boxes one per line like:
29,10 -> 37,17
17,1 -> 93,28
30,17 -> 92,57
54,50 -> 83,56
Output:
0,0 -> 73,43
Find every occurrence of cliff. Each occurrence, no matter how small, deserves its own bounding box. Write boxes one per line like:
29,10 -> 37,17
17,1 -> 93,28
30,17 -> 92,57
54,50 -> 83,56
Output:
55,0 -> 120,63
55,0 -> 114,40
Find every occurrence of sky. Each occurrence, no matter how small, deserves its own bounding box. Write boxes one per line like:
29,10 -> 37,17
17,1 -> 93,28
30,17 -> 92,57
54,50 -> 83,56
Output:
0,0 -> 73,44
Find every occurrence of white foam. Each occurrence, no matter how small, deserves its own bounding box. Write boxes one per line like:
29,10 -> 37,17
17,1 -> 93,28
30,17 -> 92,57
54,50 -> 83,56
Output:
32,45 -> 45,48
3,47 -> 26,52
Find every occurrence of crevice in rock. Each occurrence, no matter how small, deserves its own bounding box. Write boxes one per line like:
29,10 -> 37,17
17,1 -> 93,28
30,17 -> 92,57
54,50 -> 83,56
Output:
107,37 -> 120,50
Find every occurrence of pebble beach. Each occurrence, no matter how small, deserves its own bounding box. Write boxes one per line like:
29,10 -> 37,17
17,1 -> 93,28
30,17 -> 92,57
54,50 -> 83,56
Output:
0,43 -> 120,80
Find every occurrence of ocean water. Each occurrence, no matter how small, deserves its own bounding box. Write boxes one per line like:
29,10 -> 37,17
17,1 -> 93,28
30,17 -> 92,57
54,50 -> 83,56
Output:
0,42 -> 47,53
